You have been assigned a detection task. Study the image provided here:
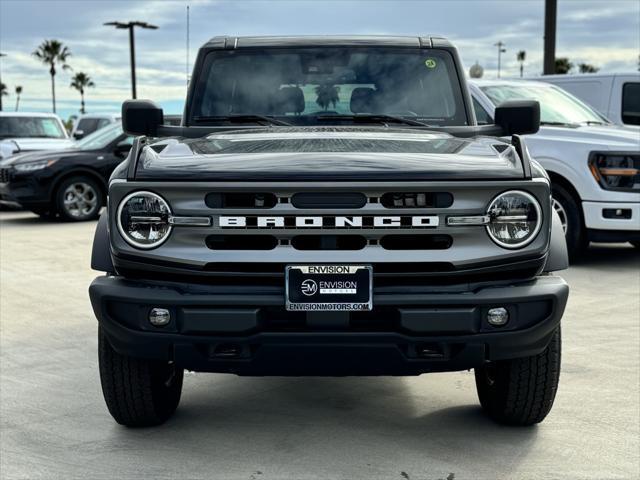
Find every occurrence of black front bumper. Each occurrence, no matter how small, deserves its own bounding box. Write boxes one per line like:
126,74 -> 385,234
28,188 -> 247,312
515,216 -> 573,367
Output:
89,275 -> 569,376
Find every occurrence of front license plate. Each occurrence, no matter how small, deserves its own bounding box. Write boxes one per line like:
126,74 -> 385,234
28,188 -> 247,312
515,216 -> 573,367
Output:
286,265 -> 373,311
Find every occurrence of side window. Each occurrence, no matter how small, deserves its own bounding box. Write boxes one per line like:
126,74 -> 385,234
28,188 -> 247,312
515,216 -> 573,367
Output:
96,119 -> 111,130
78,118 -> 99,135
472,97 -> 493,125
621,83 -> 640,125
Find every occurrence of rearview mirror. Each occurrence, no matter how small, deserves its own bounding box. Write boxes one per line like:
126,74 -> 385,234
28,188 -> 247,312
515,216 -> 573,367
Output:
113,141 -> 132,157
122,99 -> 164,136
494,100 -> 540,136
73,130 -> 85,140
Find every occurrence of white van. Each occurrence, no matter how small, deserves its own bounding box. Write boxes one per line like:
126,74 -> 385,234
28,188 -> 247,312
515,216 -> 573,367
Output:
71,113 -> 121,140
541,73 -> 640,127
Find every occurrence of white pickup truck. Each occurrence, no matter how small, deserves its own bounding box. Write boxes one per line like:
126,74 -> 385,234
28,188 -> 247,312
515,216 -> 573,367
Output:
470,80 -> 640,257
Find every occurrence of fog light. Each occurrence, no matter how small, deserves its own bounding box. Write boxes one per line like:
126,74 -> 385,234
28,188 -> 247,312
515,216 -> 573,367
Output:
149,308 -> 171,326
487,307 -> 509,326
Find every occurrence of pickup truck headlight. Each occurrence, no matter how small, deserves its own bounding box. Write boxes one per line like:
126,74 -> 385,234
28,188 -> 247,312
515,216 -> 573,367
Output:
117,191 -> 172,249
486,190 -> 542,249
589,153 -> 639,191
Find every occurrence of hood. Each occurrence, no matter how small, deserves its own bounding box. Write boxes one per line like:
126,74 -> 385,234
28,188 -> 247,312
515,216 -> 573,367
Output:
136,127 -> 526,181
0,137 -> 75,160
0,148 -> 85,167
536,124 -> 640,150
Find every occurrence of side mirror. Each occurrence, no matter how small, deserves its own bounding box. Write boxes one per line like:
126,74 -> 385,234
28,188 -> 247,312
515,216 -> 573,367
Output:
73,130 -> 85,140
494,100 -> 540,136
114,141 -> 132,157
122,99 -> 163,136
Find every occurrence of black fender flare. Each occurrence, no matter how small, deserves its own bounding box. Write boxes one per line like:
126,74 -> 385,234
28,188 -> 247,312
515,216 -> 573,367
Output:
91,211 -> 114,273
544,208 -> 569,272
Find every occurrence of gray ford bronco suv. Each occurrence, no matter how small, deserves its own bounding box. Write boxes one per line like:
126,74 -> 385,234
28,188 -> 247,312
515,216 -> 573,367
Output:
89,36 -> 569,427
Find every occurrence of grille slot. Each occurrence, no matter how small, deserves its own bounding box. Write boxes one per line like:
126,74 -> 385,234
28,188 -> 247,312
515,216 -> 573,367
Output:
380,235 -> 452,250
0,168 -> 10,183
206,235 -> 278,250
381,192 -> 453,208
291,192 -> 367,209
291,235 -> 367,251
205,192 -> 277,209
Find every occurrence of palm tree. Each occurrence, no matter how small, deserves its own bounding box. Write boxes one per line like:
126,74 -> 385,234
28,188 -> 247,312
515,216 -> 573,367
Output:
32,40 -> 72,113
315,83 -> 340,111
14,86 -> 22,111
554,57 -> 573,74
70,72 -> 95,114
578,63 -> 599,74
517,50 -> 526,78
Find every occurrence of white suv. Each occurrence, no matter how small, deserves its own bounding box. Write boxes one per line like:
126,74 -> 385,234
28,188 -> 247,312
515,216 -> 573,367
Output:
470,80 -> 640,257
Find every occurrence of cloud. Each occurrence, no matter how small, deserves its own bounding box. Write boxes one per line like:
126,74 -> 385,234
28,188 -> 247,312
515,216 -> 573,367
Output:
1,0 -> 638,119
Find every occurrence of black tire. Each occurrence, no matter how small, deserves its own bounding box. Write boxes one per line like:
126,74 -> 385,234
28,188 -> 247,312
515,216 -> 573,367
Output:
551,183 -> 587,261
56,175 -> 103,221
475,327 -> 561,426
98,327 -> 183,427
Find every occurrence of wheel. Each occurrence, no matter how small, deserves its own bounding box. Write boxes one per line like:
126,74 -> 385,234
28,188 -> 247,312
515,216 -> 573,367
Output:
474,327 -> 561,426
551,183 -> 587,260
56,176 -> 103,221
98,327 -> 183,427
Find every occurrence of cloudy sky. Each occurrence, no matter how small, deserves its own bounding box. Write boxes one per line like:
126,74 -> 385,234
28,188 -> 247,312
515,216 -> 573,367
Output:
1,0 -> 638,120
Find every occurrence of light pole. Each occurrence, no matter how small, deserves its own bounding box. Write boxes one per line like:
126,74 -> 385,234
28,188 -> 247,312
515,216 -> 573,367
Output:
543,0 -> 557,75
494,41 -> 506,78
104,21 -> 158,99
0,52 -> 6,111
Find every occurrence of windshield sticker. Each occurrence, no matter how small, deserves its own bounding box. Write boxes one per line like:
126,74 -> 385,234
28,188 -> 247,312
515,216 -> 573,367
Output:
424,58 -> 437,69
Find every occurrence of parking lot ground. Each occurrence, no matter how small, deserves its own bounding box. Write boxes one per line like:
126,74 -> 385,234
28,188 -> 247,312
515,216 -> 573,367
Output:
1,210 -> 639,480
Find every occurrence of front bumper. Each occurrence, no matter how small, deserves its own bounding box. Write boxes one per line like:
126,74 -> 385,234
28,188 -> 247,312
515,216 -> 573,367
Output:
583,201 -> 640,233
89,275 -> 568,376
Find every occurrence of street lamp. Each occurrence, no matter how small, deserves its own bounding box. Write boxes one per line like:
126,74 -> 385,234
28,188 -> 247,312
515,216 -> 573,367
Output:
494,41 -> 506,78
104,21 -> 158,99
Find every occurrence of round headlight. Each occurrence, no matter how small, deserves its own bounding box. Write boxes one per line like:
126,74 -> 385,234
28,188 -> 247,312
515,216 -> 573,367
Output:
486,190 -> 542,249
117,191 -> 172,249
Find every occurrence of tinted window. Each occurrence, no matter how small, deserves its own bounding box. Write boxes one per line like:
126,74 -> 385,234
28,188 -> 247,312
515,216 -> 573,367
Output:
622,83 -> 640,125
0,116 -> 66,139
77,118 -> 100,135
472,97 -> 493,125
191,48 -> 467,126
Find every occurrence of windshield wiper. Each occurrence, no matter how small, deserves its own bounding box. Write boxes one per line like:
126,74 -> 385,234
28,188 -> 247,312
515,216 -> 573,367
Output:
581,120 -> 608,126
315,114 -> 432,127
193,115 -> 292,126
540,121 -> 579,127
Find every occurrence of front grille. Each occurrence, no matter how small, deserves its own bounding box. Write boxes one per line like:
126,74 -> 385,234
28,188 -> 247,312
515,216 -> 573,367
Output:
0,168 -> 10,183
111,180 -> 551,285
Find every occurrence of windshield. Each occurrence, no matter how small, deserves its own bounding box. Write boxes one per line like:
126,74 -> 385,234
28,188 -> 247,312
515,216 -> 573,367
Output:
75,123 -> 123,150
480,84 -> 609,125
190,48 -> 468,126
0,116 -> 66,139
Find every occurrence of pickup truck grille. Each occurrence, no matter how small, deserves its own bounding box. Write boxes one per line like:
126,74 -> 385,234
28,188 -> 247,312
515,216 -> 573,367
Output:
0,168 -> 10,183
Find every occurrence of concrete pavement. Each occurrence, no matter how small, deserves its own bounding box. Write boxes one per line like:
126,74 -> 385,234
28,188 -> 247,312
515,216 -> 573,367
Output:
1,210 -> 639,480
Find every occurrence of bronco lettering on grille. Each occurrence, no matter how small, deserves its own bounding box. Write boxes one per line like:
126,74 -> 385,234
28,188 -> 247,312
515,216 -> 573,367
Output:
218,216 -> 439,228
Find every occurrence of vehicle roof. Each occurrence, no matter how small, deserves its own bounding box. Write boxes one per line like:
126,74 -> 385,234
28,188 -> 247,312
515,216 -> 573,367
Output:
0,112 -> 62,118
203,35 -> 452,49
76,113 -> 120,119
538,73 -> 640,81
470,79 -> 558,88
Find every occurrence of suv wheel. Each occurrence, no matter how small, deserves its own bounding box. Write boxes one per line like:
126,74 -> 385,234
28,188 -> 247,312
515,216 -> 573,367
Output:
474,327 -> 561,426
98,328 -> 184,427
552,183 -> 587,260
56,176 -> 103,221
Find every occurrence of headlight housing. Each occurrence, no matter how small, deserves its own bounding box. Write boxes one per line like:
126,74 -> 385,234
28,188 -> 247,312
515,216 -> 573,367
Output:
486,190 -> 542,249
13,159 -> 57,172
117,191 -> 172,249
589,152 -> 639,191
